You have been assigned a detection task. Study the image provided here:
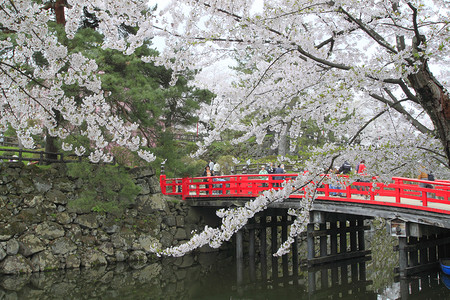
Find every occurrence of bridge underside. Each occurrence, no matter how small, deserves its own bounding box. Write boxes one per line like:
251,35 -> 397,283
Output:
188,196 -> 450,278
187,197 -> 450,230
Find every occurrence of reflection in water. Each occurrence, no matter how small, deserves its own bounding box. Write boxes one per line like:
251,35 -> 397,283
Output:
0,252 -> 449,299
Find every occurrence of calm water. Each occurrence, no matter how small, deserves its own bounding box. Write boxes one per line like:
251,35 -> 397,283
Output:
0,252 -> 449,299
1,225 -> 449,299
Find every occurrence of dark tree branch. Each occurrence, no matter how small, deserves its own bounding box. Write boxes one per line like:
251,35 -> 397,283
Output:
369,92 -> 432,134
407,2 -> 424,48
348,109 -> 387,145
337,7 -> 398,54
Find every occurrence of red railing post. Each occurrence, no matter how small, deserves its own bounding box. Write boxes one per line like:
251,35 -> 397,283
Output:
394,178 -> 401,203
324,183 -> 329,197
160,175 -> 166,195
172,179 -> 177,193
422,182 -> 428,207
182,178 -> 189,200
208,178 -> 213,195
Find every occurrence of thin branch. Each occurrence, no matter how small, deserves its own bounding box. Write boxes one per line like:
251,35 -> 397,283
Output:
0,66 -> 55,118
407,2 -> 423,47
388,162 -> 407,174
0,61 -> 50,89
245,49 -> 295,98
1,88 -> 20,124
348,109 -> 388,145
337,7 -> 398,54
417,146 -> 448,160
369,92 -> 432,135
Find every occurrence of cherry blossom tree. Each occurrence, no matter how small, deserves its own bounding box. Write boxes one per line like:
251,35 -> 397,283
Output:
151,0 -> 449,175
147,0 -> 449,256
1,0 -> 448,256
0,0 -> 156,162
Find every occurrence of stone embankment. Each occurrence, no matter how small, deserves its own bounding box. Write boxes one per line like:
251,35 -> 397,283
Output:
0,162 -> 211,274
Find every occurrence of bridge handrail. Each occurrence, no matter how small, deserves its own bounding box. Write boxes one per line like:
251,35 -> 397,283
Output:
392,176 -> 450,186
160,173 -> 450,214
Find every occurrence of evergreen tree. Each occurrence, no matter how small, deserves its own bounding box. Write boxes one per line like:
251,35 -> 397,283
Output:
66,26 -> 213,169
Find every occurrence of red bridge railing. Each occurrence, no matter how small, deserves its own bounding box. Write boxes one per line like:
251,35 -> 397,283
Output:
160,174 -> 450,214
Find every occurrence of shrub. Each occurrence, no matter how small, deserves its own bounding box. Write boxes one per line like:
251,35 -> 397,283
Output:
67,163 -> 141,215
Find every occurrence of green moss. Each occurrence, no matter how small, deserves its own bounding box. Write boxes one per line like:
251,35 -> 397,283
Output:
67,163 -> 141,215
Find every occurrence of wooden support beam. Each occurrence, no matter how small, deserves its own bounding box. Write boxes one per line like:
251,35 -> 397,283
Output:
393,235 -> 450,251
350,220 -> 357,252
398,237 -> 408,278
306,250 -> 371,266
292,236 -> 299,278
357,219 -> 365,251
236,230 -> 243,260
282,215 -> 289,277
339,221 -> 347,254
260,217 -> 268,281
320,223 -> 328,257
309,225 -> 371,237
307,223 -> 315,260
271,214 -> 278,279
394,261 -> 440,276
330,221 -> 338,255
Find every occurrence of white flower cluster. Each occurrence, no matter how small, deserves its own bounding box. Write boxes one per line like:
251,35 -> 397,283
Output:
151,0 -> 449,175
0,0 -> 157,162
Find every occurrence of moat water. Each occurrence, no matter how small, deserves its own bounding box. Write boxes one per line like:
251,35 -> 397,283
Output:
0,252 -> 449,299
1,225 -> 449,299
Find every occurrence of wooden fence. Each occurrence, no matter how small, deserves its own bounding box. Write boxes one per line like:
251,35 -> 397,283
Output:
0,136 -> 19,147
0,148 -> 85,165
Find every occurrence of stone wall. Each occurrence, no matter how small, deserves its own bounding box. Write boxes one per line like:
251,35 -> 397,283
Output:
0,162 -> 215,274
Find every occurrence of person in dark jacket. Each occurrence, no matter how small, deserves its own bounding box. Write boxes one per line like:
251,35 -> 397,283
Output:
273,164 -> 285,187
339,161 -> 352,174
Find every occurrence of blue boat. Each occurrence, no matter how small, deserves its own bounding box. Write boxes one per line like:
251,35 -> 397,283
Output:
442,274 -> 450,289
440,259 -> 450,276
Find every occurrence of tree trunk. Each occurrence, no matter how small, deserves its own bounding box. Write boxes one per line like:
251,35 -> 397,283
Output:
44,1 -> 66,163
407,62 -> 450,168
45,133 -> 59,162
278,122 -> 291,157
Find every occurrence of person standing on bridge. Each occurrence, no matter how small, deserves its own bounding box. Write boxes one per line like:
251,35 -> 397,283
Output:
259,165 -> 269,187
356,160 -> 369,198
273,164 -> 286,187
339,161 -> 352,175
203,165 -> 214,195
213,162 -> 221,176
418,165 -> 434,198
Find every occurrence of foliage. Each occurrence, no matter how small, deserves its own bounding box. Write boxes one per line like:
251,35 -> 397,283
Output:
153,0 -> 449,177
0,2 -> 213,165
67,163 -> 140,215
215,155 -> 235,175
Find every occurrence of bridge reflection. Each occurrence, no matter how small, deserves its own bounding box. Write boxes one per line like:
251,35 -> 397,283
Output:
0,252 -> 448,299
235,253 -> 449,299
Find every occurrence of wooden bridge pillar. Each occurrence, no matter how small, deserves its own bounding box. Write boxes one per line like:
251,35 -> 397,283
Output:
393,223 -> 450,277
306,212 -> 370,267
259,213 -> 268,281
271,212 -> 278,280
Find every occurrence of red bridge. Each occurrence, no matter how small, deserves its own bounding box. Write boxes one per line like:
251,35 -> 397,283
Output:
160,173 -> 450,215
161,172 -> 450,278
